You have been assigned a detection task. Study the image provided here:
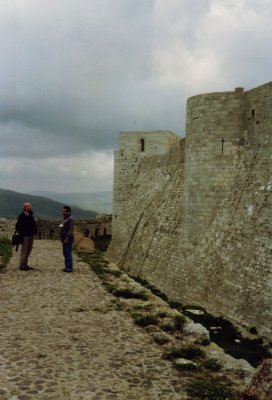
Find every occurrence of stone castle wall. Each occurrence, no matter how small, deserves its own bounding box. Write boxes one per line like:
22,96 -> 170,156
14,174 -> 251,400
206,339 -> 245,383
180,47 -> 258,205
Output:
111,130 -> 181,254
184,88 -> 246,244
0,216 -> 112,241
108,82 -> 272,339
36,215 -> 112,240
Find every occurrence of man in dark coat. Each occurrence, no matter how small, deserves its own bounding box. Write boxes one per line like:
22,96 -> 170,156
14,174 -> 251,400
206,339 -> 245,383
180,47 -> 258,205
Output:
15,202 -> 37,271
60,205 -> 74,273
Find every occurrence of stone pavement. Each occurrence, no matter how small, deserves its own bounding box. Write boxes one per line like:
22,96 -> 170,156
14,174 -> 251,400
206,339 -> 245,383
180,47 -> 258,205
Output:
0,240 -> 189,400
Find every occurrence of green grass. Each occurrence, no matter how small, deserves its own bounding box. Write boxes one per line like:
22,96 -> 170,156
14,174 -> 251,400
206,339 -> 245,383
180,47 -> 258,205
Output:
168,300 -> 186,310
159,314 -> 186,333
103,281 -> 116,293
79,251 -> 109,276
174,361 -> 199,372
0,237 -> 13,271
200,338 -> 211,346
112,288 -> 148,301
130,275 -> 169,302
133,313 -> 159,327
202,358 -> 222,371
133,303 -> 155,312
80,250 -> 269,368
107,269 -> 122,277
163,345 -> 205,361
186,379 -> 238,400
160,321 -> 175,332
79,252 -> 150,305
173,315 -> 186,331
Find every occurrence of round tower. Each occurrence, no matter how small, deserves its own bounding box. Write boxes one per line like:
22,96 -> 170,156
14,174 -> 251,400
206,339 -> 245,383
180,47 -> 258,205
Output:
183,88 -> 246,244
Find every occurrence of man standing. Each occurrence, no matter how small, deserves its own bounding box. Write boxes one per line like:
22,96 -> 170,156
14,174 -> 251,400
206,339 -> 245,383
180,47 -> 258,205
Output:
60,205 -> 74,273
15,202 -> 37,271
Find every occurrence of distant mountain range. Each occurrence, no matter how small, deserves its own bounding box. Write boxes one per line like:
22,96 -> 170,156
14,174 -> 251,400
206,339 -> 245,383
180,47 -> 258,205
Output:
30,190 -> 112,214
0,188 -> 98,220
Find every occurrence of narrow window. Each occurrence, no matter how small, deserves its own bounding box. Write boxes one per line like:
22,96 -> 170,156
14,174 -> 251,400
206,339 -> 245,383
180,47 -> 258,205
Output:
103,228 -> 107,236
221,138 -> 225,155
140,138 -> 145,152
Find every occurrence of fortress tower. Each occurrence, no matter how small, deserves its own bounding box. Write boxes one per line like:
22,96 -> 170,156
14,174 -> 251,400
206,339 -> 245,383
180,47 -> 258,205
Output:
112,130 -> 181,239
183,88 -> 246,244
109,82 -> 272,338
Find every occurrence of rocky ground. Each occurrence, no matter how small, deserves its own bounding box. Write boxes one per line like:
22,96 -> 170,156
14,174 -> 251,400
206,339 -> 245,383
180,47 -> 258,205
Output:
0,240 -> 254,400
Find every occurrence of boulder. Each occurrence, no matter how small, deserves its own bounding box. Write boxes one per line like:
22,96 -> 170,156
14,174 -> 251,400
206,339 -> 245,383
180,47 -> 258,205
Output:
183,321 -> 210,342
173,358 -> 198,371
76,237 -> 95,253
73,227 -> 95,253
242,358 -> 272,400
150,331 -> 174,345
73,229 -> 82,243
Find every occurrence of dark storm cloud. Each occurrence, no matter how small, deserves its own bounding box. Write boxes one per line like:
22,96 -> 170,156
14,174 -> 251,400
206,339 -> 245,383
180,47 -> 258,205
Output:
0,0 -> 158,157
0,0 -> 272,192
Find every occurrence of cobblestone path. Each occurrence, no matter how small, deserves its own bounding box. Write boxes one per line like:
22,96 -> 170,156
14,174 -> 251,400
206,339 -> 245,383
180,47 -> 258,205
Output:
0,240 -> 188,400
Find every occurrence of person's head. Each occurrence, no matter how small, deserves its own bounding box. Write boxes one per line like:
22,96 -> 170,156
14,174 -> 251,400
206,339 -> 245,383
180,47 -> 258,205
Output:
62,205 -> 71,218
23,202 -> 32,213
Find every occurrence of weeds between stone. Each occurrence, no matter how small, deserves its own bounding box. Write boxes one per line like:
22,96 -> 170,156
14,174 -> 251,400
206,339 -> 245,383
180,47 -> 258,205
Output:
129,281 -> 270,368
130,275 -> 169,302
112,289 -> 149,301
78,251 -> 245,399
202,358 -> 222,372
132,312 -> 159,327
163,345 -> 205,361
186,378 -> 239,400
182,309 -> 271,367
174,361 -> 199,372
0,237 -> 13,272
79,252 -> 109,276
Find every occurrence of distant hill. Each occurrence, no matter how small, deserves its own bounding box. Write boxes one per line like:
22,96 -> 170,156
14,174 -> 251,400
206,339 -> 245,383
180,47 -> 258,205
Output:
30,190 -> 112,214
0,188 -> 97,220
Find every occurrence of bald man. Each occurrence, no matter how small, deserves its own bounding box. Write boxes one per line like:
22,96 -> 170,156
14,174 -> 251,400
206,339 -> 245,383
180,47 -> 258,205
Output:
15,202 -> 37,271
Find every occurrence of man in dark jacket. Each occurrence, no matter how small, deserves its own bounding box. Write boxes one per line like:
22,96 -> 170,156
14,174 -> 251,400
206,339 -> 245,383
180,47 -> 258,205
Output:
60,205 -> 74,273
15,202 -> 37,271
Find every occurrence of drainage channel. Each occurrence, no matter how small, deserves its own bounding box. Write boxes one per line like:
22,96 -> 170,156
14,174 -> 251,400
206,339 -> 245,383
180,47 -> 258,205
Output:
131,275 -> 271,368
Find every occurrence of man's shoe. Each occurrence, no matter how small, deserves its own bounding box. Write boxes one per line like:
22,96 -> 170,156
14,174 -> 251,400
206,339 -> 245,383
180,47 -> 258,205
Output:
19,265 -> 30,271
26,265 -> 34,270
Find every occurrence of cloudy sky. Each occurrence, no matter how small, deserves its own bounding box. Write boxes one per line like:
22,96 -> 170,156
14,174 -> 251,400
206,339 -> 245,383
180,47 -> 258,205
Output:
0,0 -> 272,194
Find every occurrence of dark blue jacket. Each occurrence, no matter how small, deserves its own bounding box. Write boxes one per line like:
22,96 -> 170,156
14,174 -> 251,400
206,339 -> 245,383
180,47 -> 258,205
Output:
15,211 -> 37,237
60,215 -> 74,243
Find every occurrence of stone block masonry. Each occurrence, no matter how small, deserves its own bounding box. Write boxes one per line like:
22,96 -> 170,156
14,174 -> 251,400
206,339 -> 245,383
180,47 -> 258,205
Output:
184,88 -> 246,244
108,82 -> 272,339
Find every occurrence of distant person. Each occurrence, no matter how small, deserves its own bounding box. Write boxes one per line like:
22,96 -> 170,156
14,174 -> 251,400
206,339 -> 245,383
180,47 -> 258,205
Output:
15,202 -> 37,271
60,205 -> 74,273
